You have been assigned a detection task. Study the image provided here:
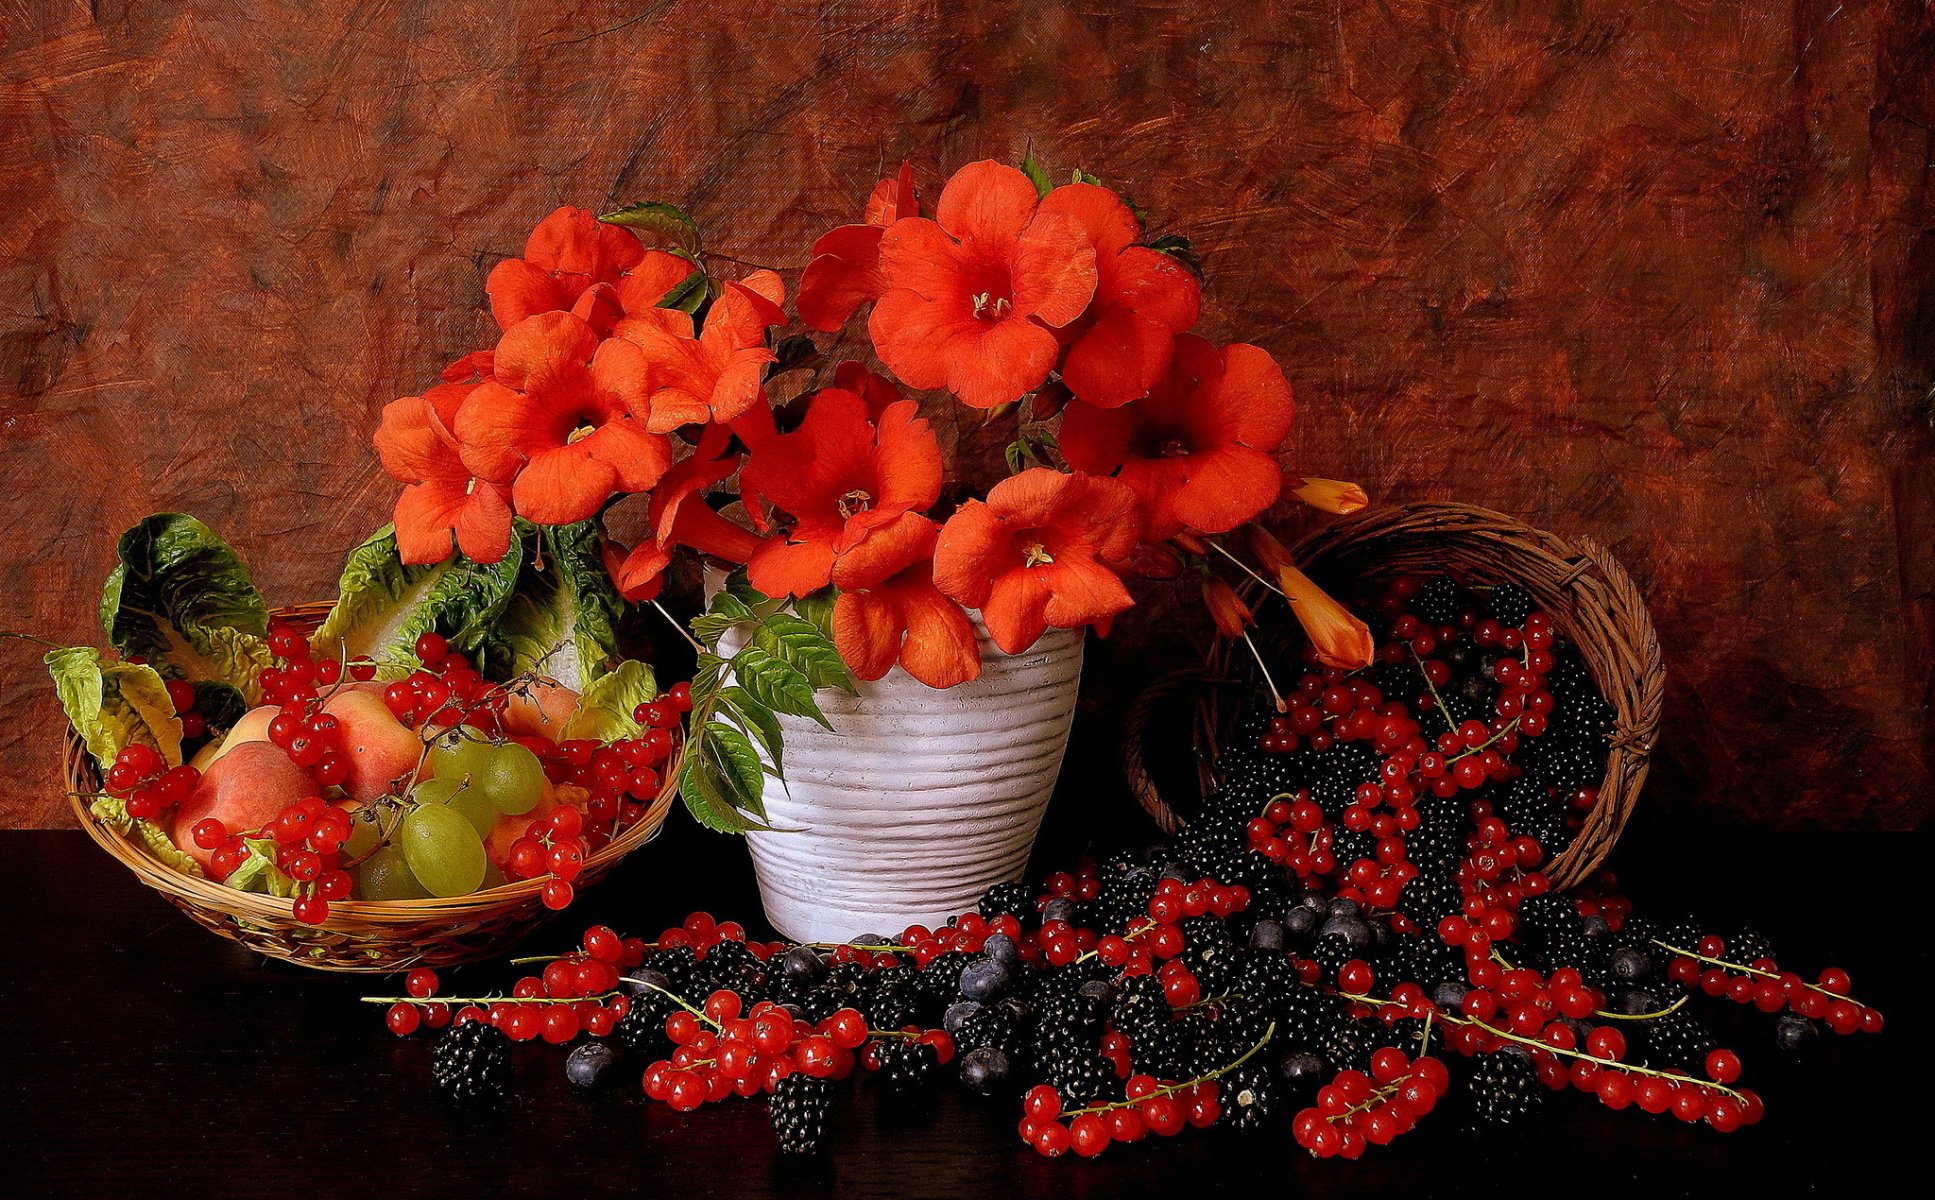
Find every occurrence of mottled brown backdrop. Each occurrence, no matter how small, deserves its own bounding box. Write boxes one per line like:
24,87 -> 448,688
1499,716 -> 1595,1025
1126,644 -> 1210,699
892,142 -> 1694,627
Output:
3,0 -> 1931,829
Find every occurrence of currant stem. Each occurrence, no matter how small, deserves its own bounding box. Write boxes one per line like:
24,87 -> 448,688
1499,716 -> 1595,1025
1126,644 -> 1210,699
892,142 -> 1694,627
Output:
1649,939 -> 1862,1005
631,979 -> 722,1029
1061,1022 -> 1276,1119
361,991 -> 619,1007
1594,993 -> 1691,1021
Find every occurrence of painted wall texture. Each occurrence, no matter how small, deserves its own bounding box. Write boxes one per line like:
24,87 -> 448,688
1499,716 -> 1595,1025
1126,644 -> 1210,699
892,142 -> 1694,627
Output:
2,0 -> 1931,828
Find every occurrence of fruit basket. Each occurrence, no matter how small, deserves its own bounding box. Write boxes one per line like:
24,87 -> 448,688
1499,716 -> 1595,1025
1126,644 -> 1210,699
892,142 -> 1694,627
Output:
63,602 -> 683,973
1124,501 -> 1663,890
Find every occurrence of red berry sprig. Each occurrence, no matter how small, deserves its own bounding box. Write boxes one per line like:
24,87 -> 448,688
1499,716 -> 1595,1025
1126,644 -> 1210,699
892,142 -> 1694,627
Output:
1293,1048 -> 1447,1159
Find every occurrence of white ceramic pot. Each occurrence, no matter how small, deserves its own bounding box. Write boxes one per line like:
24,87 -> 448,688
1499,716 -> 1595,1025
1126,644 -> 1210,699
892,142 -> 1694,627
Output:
734,618 -> 1083,944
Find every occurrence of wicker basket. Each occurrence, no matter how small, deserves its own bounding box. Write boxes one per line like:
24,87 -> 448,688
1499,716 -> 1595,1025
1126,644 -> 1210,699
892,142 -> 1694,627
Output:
63,602 -> 682,972
1124,502 -> 1664,890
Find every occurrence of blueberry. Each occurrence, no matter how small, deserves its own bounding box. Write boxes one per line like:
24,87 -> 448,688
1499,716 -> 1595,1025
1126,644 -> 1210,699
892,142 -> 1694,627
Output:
943,1000 -> 983,1034
1159,864 -> 1191,883
1077,979 -> 1115,1005
960,957 -> 1014,1001
853,933 -> 891,947
1611,947 -> 1652,981
1431,980 -> 1470,1010
1326,898 -> 1361,918
1776,1014 -> 1819,1053
1581,915 -> 1611,939
1615,989 -> 1658,1016
623,968 -> 671,993
781,945 -> 829,984
982,933 -> 1020,965
1041,898 -> 1077,925
1283,908 -> 1319,940
565,1041 -> 619,1089
960,1046 -> 1013,1095
1318,915 -> 1373,953
1249,920 -> 1286,953
1277,1050 -> 1327,1096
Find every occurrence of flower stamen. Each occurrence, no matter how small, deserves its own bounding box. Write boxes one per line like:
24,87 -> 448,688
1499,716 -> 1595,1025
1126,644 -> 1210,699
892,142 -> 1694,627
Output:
1022,541 -> 1055,567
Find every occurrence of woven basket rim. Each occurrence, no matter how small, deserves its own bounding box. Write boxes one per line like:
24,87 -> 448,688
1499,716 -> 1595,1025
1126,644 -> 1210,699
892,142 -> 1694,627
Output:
62,600 -> 681,929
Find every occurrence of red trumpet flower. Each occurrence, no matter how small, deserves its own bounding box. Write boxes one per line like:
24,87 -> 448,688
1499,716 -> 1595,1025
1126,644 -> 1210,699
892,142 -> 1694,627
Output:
932,468 -> 1139,655
1058,335 -> 1294,541
796,162 -> 919,332
830,513 -> 980,689
869,161 -> 1098,409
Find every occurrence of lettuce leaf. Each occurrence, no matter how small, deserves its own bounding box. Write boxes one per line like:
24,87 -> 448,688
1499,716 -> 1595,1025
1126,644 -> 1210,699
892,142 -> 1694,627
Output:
310,525 -> 523,677
187,680 -> 250,737
478,521 -> 627,690
98,513 -> 273,703
558,660 -> 659,742
48,646 -> 185,769
88,796 -> 206,878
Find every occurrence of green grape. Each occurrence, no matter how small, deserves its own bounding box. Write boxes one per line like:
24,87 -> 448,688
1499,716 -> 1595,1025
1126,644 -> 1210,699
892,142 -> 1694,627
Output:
415,776 -> 495,837
341,809 -> 382,860
356,844 -> 429,901
472,742 -> 546,814
399,802 -> 487,897
426,732 -> 545,815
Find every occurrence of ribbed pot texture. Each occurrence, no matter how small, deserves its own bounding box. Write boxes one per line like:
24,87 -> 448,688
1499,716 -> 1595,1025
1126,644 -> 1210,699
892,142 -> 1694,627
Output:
738,620 -> 1083,944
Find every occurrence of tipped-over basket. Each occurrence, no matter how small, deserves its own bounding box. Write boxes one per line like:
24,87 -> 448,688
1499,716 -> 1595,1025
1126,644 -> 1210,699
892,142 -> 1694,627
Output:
1124,502 -> 1663,891
63,602 -> 681,972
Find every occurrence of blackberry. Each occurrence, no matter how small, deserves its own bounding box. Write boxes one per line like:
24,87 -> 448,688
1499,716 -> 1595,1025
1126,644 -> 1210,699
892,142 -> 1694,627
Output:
1387,932 -> 1462,991
1311,932 -> 1354,979
1221,1063 -> 1278,1132
1236,950 -> 1300,1017
979,881 -> 1037,924
919,951 -> 974,1013
1412,575 -> 1468,624
1098,868 -> 1160,928
1276,984 -> 1346,1053
1329,829 -> 1374,873
1467,1049 -> 1543,1126
1319,1018 -> 1376,1071
614,987 -> 678,1057
430,1019 -> 513,1104
1516,893 -> 1574,943
1175,811 -> 1271,888
874,1038 -> 941,1095
1306,743 -> 1381,817
954,1005 -> 1022,1054
769,1074 -> 834,1154
1636,1010 -> 1715,1071
1729,925 -> 1775,964
1485,581 -> 1537,626
1111,973 -> 1169,1032
1521,734 -> 1603,793
863,982 -> 920,1030
640,948 -> 701,997
1128,1016 -> 1190,1078
1052,1052 -> 1119,1107
1029,989 -> 1108,1096
1396,873 -> 1462,929
1405,797 -> 1471,873
1497,779 -> 1571,857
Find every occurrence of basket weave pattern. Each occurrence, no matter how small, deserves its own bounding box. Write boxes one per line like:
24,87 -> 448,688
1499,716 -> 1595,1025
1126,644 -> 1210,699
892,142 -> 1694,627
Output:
63,603 -> 680,972
1125,502 -> 1664,891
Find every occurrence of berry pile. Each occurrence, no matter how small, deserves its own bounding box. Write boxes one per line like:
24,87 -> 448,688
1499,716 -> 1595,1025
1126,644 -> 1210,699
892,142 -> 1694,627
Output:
370,575 -> 1883,1159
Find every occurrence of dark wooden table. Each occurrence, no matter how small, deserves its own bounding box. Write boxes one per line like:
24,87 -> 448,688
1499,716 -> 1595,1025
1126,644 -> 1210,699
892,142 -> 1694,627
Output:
1,822 -> 1920,1199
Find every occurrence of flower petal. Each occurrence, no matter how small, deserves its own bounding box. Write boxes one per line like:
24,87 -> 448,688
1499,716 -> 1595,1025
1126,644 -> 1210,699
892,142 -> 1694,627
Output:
1011,209 -> 1097,328
1060,304 -> 1177,409
832,590 -> 905,682
1035,182 -> 1140,258
942,316 -> 1062,410
978,570 -> 1052,655
746,536 -> 836,598
931,500 -> 1011,608
895,578 -> 981,688
933,160 -> 1040,250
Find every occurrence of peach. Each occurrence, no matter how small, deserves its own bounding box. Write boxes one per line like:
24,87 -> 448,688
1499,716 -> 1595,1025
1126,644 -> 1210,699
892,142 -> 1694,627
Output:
172,742 -> 316,867
188,705 -> 276,773
322,688 -> 424,804
484,783 -> 563,870
502,680 -> 580,741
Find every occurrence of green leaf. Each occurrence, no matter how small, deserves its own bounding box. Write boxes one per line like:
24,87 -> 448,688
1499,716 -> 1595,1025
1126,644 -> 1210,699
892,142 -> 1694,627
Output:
793,590 -> 835,635
766,335 -> 820,380
715,685 -> 786,778
1020,144 -> 1053,198
98,513 -> 273,704
312,525 -> 523,677
692,651 -> 729,698
187,681 -> 249,737
598,200 -> 703,256
751,612 -> 855,693
1071,168 -> 1103,186
1146,234 -> 1202,276
225,836 -> 294,896
479,521 -> 626,690
731,646 -> 830,728
49,646 -> 184,769
691,593 -> 756,648
703,722 -> 768,820
557,659 -> 659,743
677,747 -> 769,834
660,267 -> 710,315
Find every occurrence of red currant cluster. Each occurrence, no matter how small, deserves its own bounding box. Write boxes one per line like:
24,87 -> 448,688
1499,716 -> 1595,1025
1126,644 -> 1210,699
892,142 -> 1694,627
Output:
646,995 -> 918,1112
1658,934 -> 1883,1035
101,743 -> 199,822
193,796 -> 355,922
379,924 -> 647,1041
1018,1070 -> 1227,1159
260,620 -> 371,708
502,805 -> 594,910
1292,1047 -> 1447,1158
376,631 -> 496,728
